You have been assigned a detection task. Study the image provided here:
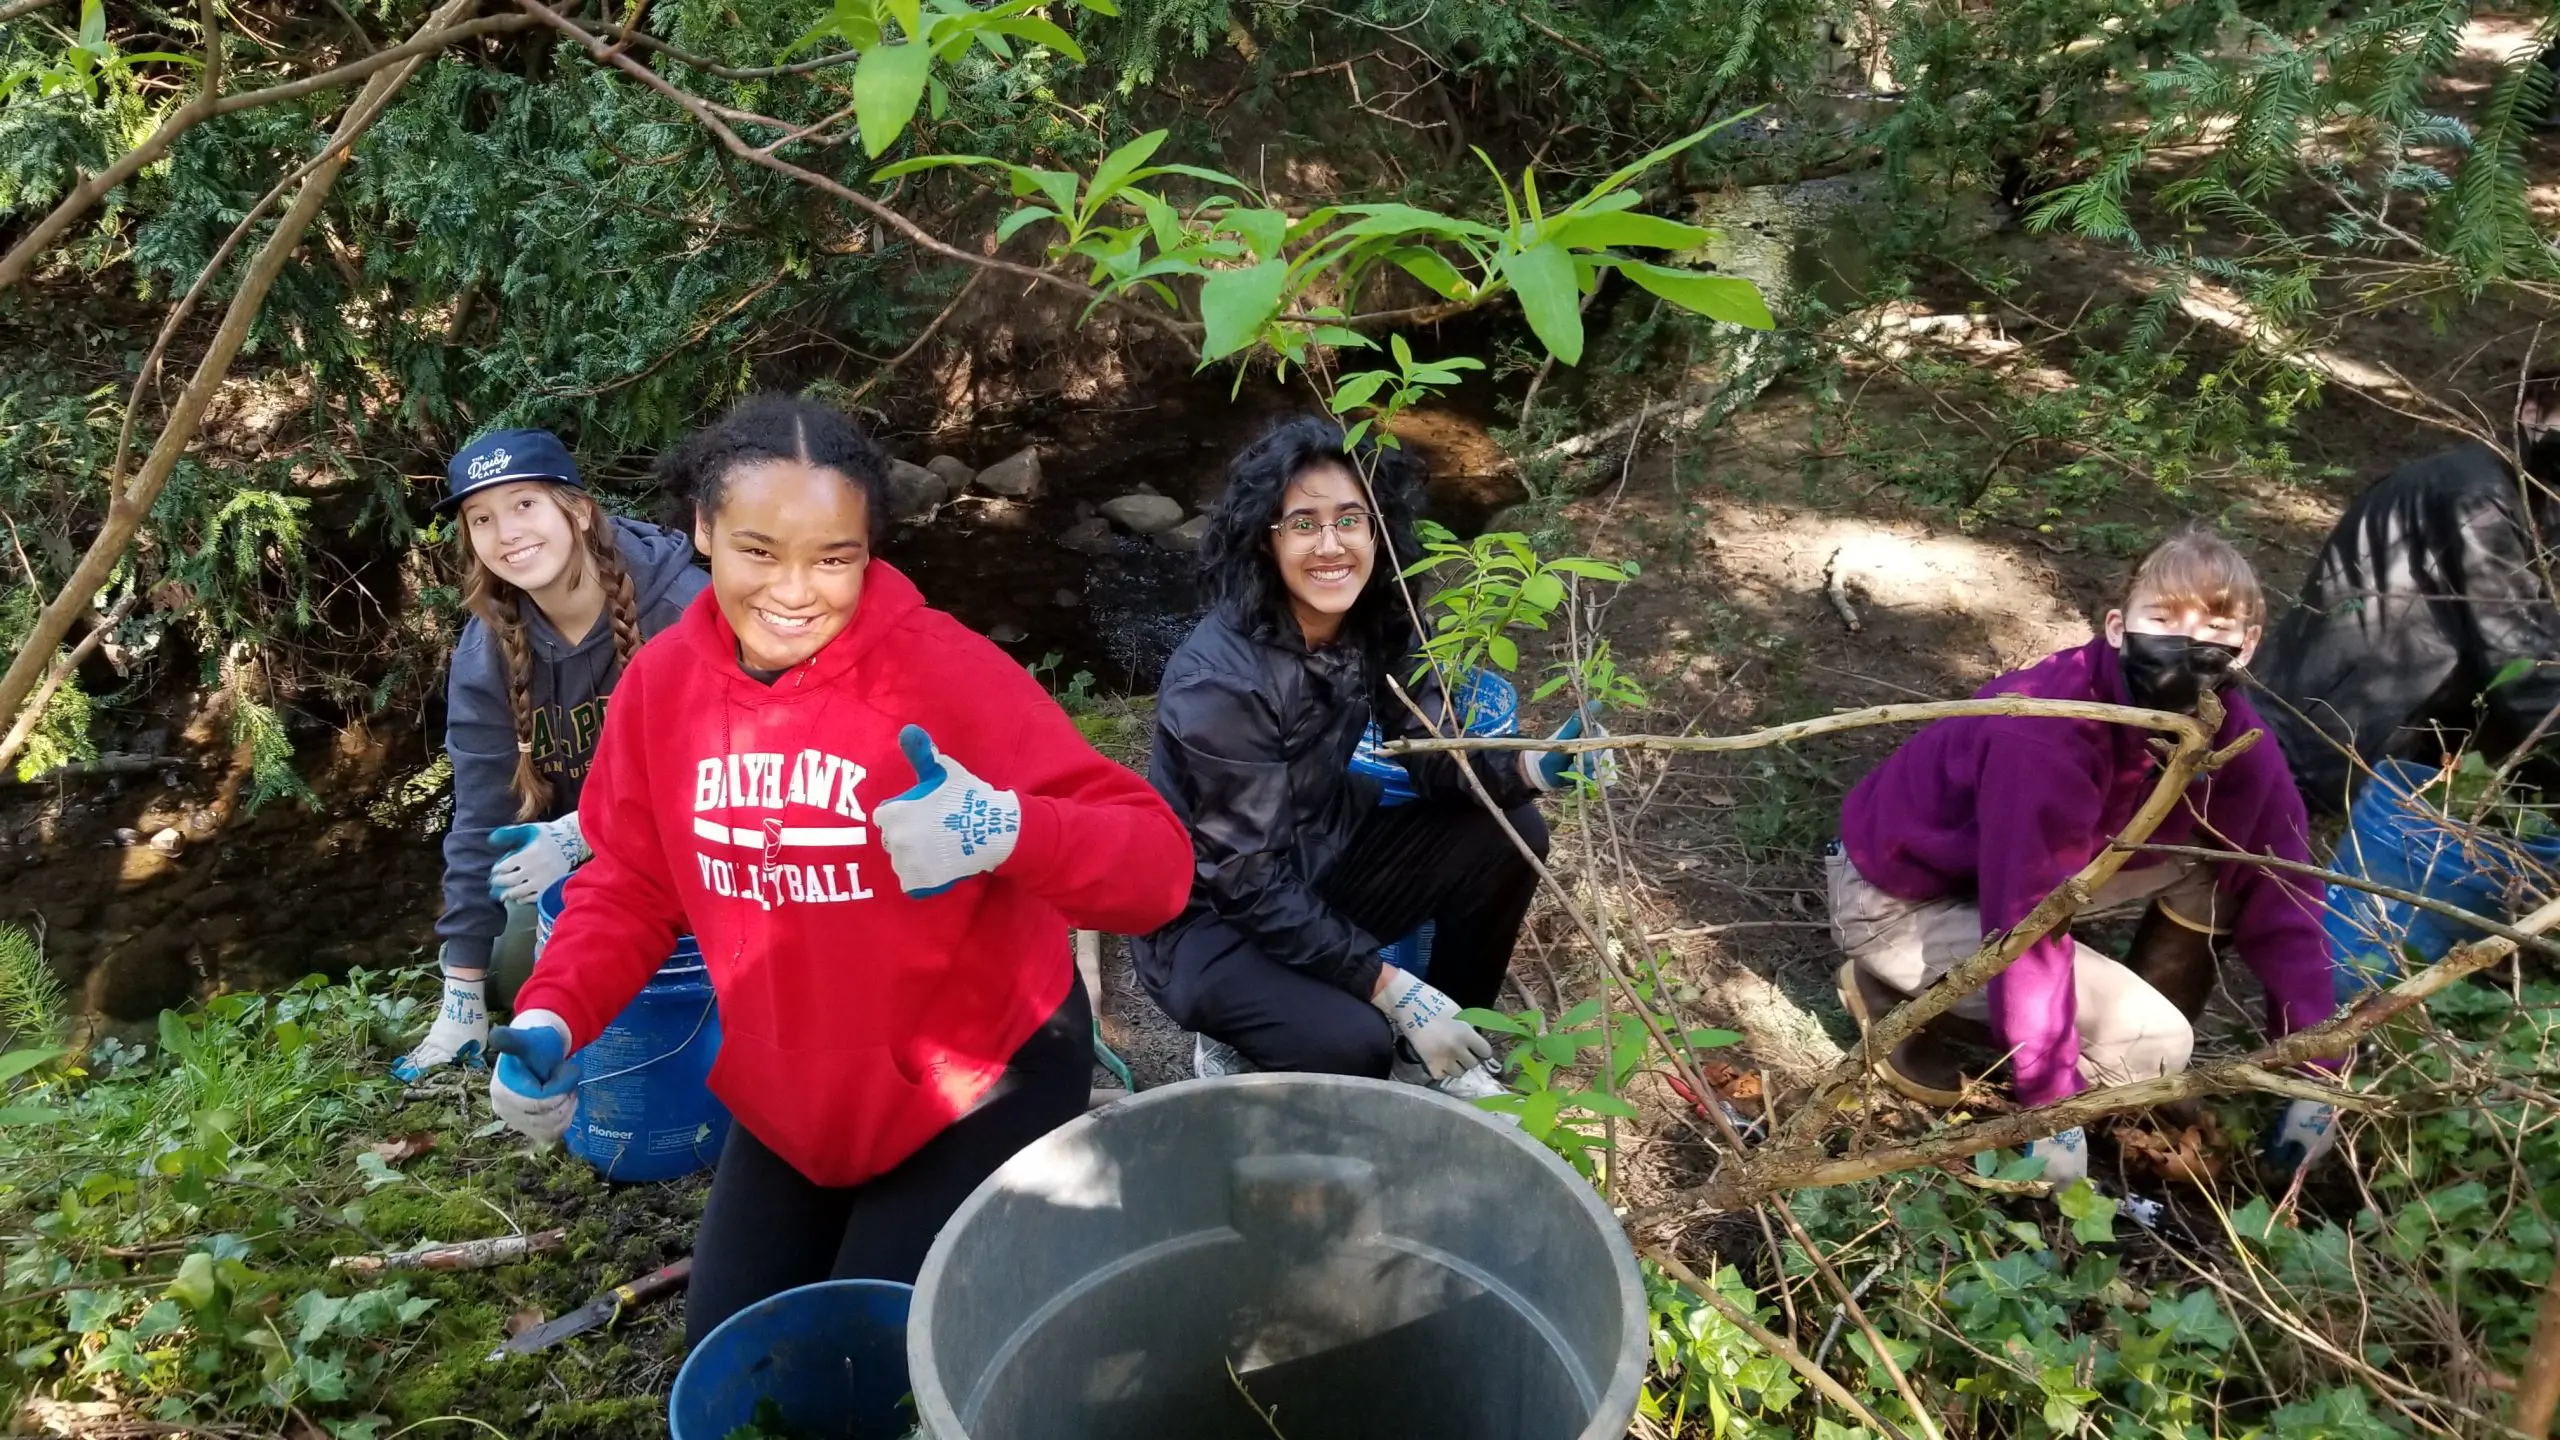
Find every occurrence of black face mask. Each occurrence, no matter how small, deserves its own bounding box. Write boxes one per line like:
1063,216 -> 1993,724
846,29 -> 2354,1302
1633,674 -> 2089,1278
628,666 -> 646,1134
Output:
2118,632 -> 2241,713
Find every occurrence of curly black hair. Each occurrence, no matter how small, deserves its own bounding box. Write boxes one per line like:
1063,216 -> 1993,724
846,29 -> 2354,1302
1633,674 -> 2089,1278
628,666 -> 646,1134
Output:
661,393 -> 891,538
1198,414 -> 1427,677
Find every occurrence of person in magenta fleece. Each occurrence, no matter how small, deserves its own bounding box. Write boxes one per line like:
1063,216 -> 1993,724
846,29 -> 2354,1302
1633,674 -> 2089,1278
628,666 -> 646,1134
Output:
479,395 -> 1192,1344
1829,525 -> 2343,1185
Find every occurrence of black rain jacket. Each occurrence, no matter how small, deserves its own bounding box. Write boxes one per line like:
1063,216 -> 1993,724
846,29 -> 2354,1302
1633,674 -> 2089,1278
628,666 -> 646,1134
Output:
2254,442 -> 2560,813
1131,600 -> 1542,1001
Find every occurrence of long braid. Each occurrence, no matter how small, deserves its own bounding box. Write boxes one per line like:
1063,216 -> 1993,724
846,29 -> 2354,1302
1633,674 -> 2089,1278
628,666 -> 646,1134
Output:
582,514 -> 645,683
460,554 -> 553,820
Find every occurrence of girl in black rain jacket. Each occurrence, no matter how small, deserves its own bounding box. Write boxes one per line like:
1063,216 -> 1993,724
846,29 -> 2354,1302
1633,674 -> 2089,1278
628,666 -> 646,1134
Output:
1132,416 -> 1607,1096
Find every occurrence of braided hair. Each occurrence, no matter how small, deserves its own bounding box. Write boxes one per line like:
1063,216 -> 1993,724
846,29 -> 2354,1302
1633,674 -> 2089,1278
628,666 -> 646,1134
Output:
456,486 -> 642,820
660,392 -> 890,537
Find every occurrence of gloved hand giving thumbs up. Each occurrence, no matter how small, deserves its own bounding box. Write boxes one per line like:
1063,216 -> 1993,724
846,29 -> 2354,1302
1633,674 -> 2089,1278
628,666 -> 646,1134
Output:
874,725 -> 1021,897
486,1011 -> 580,1145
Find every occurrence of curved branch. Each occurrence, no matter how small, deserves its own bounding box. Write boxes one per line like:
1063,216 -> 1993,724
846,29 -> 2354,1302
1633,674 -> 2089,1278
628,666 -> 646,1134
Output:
2123,840 -> 2560,962
1377,696 -> 2214,758
0,0 -> 70,24
0,12 -> 539,297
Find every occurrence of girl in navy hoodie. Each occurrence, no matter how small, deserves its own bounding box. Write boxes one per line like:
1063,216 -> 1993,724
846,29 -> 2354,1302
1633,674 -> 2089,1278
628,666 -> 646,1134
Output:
487,396 -> 1191,1342
394,429 -> 707,1081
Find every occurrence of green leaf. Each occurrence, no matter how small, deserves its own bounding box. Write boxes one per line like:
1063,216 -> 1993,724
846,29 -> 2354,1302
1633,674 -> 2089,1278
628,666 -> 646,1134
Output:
1520,572 -> 1566,612
1621,262 -> 1775,330
995,206 -> 1061,244
884,0 -> 923,40
1498,241 -> 1583,365
1387,247 -> 1471,299
1521,1086 -> 1562,1137
867,152 -> 995,183
1486,633 -> 1519,671
928,73 -> 948,120
1558,997 -> 1604,1028
1456,1007 -> 1533,1035
2054,1178 -> 2117,1243
976,15 -> 1083,57
167,1253 -> 218,1313
2489,656 -> 2538,691
0,1047 -> 60,1085
1575,1090 -> 1640,1119
1221,207 -> 1289,262
1198,259 -> 1288,362
1329,370 -> 1393,413
853,43 -> 935,159
1086,130 -> 1169,211
1552,211 -> 1715,253
77,0 -> 103,50
0,1104 -> 64,1125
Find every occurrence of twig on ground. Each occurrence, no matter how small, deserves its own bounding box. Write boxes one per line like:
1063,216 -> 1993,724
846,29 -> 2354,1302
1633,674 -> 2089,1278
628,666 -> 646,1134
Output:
1822,547 -> 1863,634
1812,1242 -> 1900,1366
329,1228 -> 565,1276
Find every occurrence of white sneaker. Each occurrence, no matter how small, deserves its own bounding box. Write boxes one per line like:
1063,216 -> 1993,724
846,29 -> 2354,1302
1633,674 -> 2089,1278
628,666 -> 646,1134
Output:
1193,1033 -> 1254,1078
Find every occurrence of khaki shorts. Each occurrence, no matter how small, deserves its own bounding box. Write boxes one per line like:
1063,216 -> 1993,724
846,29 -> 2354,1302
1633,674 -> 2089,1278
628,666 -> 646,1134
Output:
1827,849 -> 2201,1088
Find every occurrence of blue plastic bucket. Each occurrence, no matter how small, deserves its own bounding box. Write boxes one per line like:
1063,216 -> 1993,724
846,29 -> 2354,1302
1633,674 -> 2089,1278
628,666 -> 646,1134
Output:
535,878 -> 732,1182
1348,668 -> 1520,806
2324,759 -> 2560,999
669,1279 -> 916,1440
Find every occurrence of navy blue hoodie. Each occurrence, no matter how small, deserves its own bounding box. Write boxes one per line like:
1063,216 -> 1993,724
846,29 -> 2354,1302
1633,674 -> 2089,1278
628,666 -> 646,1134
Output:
435,516 -> 707,972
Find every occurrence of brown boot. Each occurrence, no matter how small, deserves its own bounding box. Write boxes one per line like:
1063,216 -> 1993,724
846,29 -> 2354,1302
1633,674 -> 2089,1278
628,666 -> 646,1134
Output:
1836,961 -> 1968,1106
2123,900 -> 2217,1021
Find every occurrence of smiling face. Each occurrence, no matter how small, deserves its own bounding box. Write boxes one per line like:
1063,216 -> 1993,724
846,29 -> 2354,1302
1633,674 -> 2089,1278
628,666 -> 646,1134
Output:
459,481 -> 587,595
693,458 -> 872,671
1269,459 -> 1377,646
2104,582 -> 2261,667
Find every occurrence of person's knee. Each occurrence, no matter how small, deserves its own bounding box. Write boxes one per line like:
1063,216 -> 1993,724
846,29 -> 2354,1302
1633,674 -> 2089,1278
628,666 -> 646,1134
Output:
1237,1011 -> 1393,1078
1505,804 -> 1552,862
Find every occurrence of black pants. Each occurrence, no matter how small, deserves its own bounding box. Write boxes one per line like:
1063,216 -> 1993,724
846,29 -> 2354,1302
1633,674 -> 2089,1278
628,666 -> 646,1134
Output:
1180,800 -> 1547,1077
684,979 -> 1092,1347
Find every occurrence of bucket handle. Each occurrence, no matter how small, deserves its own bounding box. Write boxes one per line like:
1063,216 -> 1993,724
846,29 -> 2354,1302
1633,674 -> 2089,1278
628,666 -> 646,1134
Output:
579,996 -> 716,1087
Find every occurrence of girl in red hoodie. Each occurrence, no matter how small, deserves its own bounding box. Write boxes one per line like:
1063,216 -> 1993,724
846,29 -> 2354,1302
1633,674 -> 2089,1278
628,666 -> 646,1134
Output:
486,396 -> 1192,1342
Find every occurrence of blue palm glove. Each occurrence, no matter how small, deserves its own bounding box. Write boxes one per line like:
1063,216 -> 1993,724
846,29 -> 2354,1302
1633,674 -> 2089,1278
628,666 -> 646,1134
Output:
486,1011 -> 579,1145
1522,710 -> 1618,792
488,813 -> 590,905
874,725 -> 1022,897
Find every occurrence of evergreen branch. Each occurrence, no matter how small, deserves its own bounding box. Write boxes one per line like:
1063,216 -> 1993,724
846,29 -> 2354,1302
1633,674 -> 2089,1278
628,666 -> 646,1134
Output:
512,0 -> 1206,352
0,11 -> 542,297
616,30 -> 863,80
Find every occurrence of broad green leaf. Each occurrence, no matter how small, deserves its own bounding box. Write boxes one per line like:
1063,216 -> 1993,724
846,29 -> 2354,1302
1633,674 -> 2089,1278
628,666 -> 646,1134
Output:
1327,204 -> 1501,244
1521,1086 -> 1561,1137
1086,130 -> 1170,210
928,73 -> 948,120
1548,557 -> 1628,581
1499,241 -> 1583,365
868,152 -> 994,183
77,0 -> 104,50
1198,259 -> 1288,362
2055,1178 -> 2117,1243
979,16 -> 1084,58
1456,1007 -> 1532,1035
1220,207 -> 1289,262
1386,246 -> 1472,299
1575,1090 -> 1639,1119
2489,656 -> 2537,690
167,1253 -> 218,1312
884,0 -> 922,40
995,206 -> 1060,244
1552,211 -> 1715,253
1013,167 -> 1082,216
854,43 -> 935,158
0,1105 -> 63,1125
1521,572 -> 1566,612
1306,326 -> 1373,349
1621,262 -> 1775,329
1486,633 -> 1520,670
1329,370 -> 1392,413
0,1047 -> 60,1085
1558,997 -> 1604,1027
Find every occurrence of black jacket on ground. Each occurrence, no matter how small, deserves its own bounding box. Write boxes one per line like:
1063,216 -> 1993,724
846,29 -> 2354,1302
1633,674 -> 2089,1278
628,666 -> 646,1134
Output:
1131,601 -> 1542,1000
2253,442 -> 2560,813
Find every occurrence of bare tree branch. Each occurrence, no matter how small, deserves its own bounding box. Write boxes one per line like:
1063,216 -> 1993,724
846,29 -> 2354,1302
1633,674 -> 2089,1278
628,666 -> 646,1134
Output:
0,591 -> 139,774
0,0 -> 71,24
0,0 -> 477,772
0,12 -> 538,297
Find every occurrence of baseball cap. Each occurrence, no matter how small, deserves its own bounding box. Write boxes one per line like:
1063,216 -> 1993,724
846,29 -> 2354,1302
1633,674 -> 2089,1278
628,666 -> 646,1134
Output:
438,428 -> 585,514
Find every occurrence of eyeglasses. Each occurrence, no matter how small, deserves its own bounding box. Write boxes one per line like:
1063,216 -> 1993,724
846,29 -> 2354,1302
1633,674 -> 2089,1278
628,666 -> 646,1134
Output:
1270,511 -> 1375,548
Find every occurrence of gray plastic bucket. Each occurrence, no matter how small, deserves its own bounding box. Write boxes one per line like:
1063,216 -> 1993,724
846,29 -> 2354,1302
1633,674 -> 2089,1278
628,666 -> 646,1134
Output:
909,1073 -> 1646,1440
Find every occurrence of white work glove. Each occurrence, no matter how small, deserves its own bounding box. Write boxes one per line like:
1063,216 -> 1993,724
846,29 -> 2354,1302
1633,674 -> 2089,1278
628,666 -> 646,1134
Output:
486,1010 -> 579,1146
388,956 -> 487,1083
1369,965 -> 1493,1080
2023,1126 -> 2089,1187
1520,709 -> 1618,792
2267,1099 -> 2338,1173
875,725 -> 1021,897
488,812 -> 590,906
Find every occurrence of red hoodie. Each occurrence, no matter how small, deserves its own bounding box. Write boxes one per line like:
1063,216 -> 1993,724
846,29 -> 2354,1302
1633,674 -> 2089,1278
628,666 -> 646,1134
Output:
513,563 -> 1191,1187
